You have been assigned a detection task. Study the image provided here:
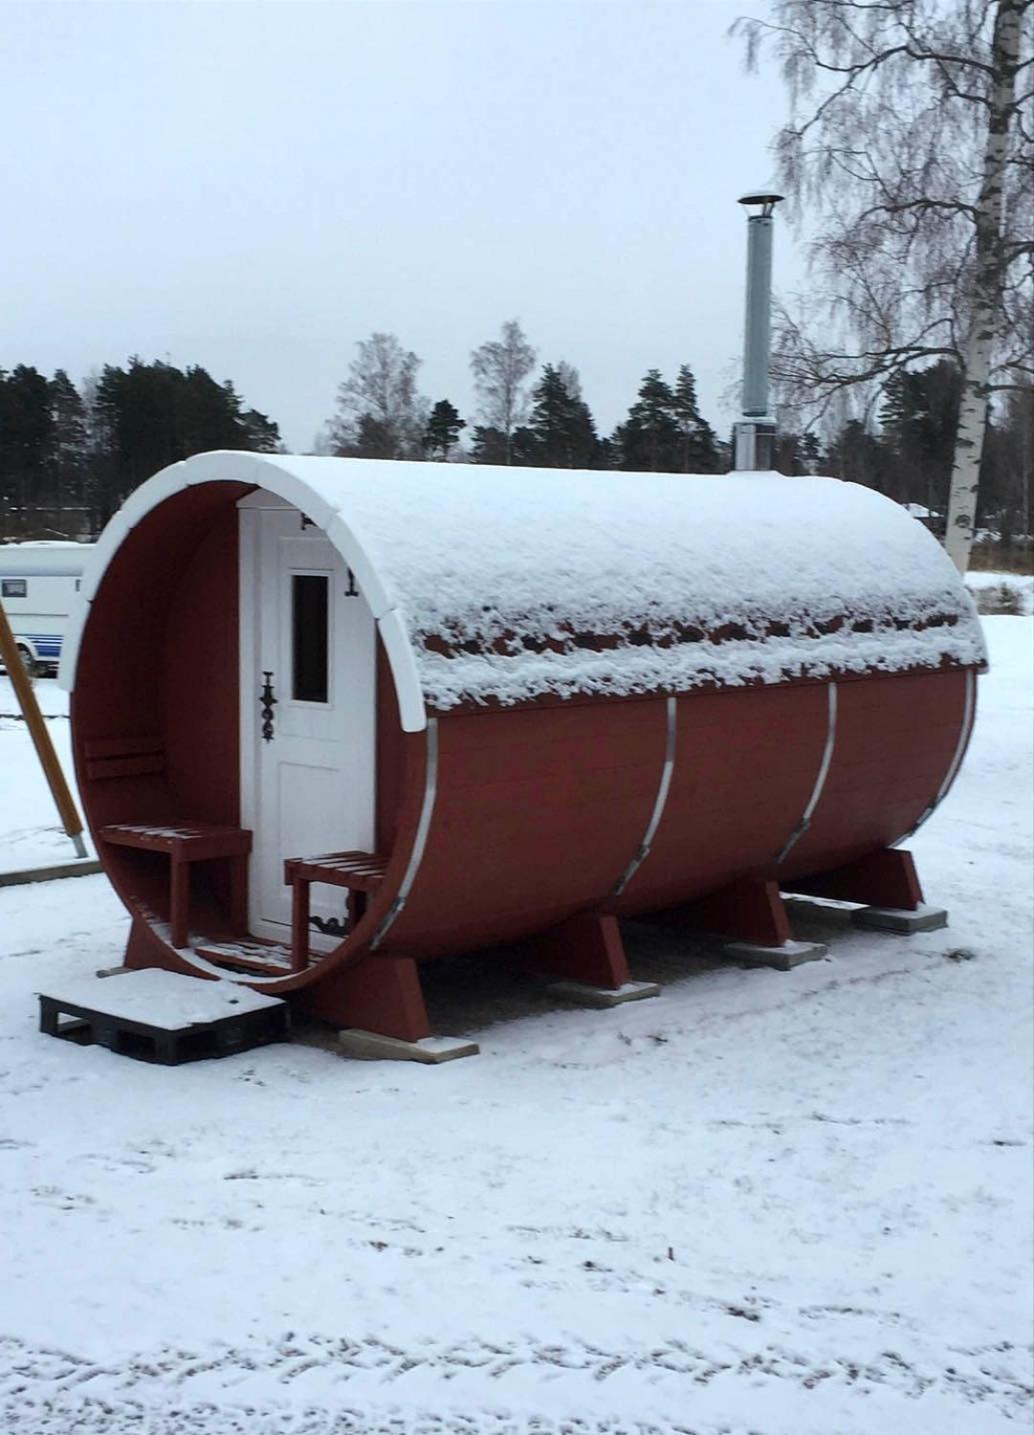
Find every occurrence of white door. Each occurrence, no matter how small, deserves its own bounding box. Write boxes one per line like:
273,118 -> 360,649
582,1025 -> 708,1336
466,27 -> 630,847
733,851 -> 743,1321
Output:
239,499 -> 375,949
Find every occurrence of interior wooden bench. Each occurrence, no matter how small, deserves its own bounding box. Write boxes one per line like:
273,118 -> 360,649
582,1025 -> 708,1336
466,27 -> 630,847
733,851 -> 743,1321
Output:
283,850 -> 388,972
87,737 -> 252,951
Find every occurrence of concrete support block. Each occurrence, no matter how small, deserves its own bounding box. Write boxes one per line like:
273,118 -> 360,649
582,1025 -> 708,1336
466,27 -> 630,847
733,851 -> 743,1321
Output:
723,939 -> 828,971
853,903 -> 948,934
337,1029 -> 479,1064
782,894 -> 859,929
545,979 -> 661,1009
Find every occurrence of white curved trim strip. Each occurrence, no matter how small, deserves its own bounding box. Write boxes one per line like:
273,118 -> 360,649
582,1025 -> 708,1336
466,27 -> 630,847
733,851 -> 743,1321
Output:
776,682 -> 838,866
892,667 -> 977,848
612,695 -> 677,895
377,609 -> 426,733
371,718 -> 439,950
57,450 -> 427,731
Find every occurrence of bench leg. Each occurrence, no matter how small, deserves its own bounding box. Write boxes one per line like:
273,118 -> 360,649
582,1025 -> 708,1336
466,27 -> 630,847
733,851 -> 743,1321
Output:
347,889 -> 368,931
228,854 -> 248,934
170,856 -> 190,950
291,876 -> 310,972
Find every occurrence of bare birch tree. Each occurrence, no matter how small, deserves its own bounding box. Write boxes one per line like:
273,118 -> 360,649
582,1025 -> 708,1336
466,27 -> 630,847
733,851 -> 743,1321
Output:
470,320 -> 537,464
327,332 -> 427,460
739,0 -> 1033,570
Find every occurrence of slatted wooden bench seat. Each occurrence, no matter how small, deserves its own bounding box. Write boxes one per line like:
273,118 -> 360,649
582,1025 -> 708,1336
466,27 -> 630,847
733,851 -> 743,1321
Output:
283,850 -> 388,971
99,822 -> 252,949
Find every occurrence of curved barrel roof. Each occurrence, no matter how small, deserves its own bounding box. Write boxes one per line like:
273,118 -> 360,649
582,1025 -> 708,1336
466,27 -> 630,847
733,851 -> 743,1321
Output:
61,451 -> 985,731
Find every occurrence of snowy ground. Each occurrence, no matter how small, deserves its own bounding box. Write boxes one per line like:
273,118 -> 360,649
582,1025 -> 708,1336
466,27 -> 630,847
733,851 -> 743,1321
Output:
0,620 -> 1031,1433
966,571 -> 1034,616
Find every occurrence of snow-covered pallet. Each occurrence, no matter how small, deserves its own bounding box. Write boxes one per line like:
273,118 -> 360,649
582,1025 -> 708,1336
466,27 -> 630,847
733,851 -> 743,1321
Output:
37,968 -> 289,1065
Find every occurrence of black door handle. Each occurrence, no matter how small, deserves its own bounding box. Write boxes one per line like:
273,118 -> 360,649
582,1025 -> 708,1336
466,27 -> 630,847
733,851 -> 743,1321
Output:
260,671 -> 277,742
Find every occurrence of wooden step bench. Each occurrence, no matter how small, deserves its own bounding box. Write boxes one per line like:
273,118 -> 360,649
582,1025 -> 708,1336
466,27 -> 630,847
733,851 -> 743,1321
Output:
99,822 -> 252,949
283,850 -> 387,971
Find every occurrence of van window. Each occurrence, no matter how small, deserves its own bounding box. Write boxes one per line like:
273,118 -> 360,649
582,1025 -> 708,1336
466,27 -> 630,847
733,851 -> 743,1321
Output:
1,579 -> 27,598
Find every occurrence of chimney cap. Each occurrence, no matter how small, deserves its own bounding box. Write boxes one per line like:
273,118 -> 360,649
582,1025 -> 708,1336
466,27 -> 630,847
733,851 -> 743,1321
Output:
738,187 -> 785,208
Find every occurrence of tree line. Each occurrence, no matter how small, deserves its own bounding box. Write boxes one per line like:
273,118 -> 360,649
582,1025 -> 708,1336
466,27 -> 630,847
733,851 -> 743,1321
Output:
323,321 -> 1031,537
321,323 -> 724,474
0,358 -> 280,539
2,329 -> 1029,545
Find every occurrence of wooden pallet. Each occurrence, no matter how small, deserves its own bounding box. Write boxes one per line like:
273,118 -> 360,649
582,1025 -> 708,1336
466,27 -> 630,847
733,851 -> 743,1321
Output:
38,969 -> 288,1065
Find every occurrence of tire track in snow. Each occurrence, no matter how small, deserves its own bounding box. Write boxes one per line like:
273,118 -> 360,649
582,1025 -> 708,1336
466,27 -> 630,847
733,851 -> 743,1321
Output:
1,1330 -> 1030,1430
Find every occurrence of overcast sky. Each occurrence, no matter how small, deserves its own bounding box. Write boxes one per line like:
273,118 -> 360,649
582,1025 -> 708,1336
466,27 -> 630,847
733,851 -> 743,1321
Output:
2,0 -> 804,450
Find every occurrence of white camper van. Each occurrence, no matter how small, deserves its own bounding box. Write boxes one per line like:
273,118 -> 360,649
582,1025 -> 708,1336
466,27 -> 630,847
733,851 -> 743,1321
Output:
0,542 -> 95,676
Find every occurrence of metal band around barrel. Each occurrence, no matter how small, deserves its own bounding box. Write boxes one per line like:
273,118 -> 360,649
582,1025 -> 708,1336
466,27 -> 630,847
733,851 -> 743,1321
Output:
612,695 -> 677,896
776,682 -> 838,867
371,717 -> 439,950
892,666 -> 976,847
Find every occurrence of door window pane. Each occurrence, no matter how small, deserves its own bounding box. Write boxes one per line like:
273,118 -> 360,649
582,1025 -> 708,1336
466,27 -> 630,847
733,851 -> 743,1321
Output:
292,574 -> 329,703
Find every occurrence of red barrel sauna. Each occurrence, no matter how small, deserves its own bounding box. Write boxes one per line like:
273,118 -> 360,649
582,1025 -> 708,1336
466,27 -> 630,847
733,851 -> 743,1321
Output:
61,452 -> 986,1040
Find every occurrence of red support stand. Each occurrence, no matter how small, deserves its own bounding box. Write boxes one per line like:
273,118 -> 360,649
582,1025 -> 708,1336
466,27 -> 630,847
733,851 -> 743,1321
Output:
123,916 -> 200,977
521,912 -> 630,989
790,847 -> 924,912
660,876 -> 792,947
294,955 -> 431,1042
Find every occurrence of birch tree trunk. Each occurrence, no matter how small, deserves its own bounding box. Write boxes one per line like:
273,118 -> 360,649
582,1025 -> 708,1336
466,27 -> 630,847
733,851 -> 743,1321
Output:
944,0 -> 1025,573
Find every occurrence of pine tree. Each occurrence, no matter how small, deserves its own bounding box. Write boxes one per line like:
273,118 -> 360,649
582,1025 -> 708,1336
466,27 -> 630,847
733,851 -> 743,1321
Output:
798,431 -> 823,474
423,400 -> 466,461
0,366 -> 55,531
48,370 -> 88,512
613,370 -> 680,472
240,408 -> 281,453
469,425 -> 509,465
670,365 -> 721,472
526,364 -> 599,468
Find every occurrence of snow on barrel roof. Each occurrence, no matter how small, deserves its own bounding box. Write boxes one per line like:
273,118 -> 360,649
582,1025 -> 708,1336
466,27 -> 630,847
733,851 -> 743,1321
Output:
67,453 -> 986,729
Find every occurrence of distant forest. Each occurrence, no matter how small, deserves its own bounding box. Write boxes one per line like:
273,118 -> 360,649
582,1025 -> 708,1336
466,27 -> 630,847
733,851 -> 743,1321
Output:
1,328 -> 1030,543
0,358 -> 280,540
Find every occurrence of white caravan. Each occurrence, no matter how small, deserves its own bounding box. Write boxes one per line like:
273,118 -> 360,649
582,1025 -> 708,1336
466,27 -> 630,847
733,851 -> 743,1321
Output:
0,542 -> 95,676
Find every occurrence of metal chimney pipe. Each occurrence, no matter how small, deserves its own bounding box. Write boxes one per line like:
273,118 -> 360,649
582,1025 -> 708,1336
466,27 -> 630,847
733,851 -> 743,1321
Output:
733,186 -> 784,472
743,213 -> 774,416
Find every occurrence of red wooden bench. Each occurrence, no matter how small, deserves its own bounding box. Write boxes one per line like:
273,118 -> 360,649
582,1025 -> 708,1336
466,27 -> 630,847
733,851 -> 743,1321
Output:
99,822 -> 252,949
283,850 -> 387,972
86,737 -> 252,951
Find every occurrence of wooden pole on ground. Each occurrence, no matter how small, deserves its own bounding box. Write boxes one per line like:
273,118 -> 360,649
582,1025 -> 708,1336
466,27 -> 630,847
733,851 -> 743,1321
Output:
0,598 -> 87,859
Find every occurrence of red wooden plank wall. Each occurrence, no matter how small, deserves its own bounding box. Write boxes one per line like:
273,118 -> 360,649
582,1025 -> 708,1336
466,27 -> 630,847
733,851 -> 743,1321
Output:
381,697 -> 666,958
780,669 -> 967,882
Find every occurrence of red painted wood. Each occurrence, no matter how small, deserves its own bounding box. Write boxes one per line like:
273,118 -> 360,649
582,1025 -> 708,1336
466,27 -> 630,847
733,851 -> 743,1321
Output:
291,876 -> 310,972
73,483 -> 251,949
661,876 -> 792,946
72,477 -> 977,1029
613,684 -> 827,916
378,698 -> 666,959
521,913 -> 630,988
792,847 -> 925,910
293,955 -> 431,1041
780,670 -> 967,882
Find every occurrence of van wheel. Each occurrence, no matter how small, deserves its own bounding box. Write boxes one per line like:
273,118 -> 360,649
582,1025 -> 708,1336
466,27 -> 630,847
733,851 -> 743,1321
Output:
16,645 -> 39,679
